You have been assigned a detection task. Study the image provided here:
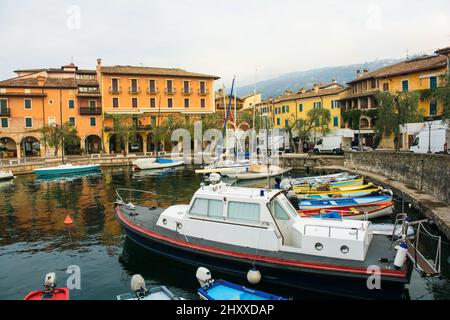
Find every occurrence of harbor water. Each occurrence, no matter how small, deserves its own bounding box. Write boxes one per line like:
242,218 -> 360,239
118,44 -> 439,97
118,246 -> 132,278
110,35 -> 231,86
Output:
0,166 -> 449,300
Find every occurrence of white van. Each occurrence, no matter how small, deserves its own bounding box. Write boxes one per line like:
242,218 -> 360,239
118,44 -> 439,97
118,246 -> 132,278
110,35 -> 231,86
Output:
313,136 -> 344,155
410,126 -> 449,154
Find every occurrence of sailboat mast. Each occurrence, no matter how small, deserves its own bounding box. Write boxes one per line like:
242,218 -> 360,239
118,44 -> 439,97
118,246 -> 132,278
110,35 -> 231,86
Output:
59,79 -> 64,164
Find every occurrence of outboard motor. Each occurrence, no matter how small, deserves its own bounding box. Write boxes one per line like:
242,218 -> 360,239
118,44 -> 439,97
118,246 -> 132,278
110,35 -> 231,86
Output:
209,173 -> 221,185
43,272 -> 56,293
130,274 -> 148,299
196,267 -> 214,288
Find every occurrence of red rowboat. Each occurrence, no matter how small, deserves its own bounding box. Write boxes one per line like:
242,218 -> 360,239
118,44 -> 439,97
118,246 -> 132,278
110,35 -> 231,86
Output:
298,202 -> 394,220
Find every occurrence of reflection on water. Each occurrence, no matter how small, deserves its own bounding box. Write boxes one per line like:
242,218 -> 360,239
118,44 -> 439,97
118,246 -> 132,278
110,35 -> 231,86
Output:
0,167 -> 449,300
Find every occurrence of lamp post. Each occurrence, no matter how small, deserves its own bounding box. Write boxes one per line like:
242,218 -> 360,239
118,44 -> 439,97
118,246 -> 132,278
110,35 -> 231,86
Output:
427,116 -> 433,154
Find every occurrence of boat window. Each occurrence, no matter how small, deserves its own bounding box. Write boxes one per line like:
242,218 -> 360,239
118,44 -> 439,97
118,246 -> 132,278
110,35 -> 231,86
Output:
274,201 -> 290,220
227,201 -> 260,223
190,198 -> 223,218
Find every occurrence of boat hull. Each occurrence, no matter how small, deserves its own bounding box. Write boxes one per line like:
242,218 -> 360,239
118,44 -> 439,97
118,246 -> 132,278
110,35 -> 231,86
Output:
227,167 -> 292,180
116,208 -> 410,299
299,203 -> 394,220
0,171 -> 14,181
133,160 -> 184,170
33,164 -> 101,176
24,288 -> 69,300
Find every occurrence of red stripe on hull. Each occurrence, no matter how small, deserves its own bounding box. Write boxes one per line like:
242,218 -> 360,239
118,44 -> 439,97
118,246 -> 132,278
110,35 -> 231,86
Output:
116,208 -> 408,278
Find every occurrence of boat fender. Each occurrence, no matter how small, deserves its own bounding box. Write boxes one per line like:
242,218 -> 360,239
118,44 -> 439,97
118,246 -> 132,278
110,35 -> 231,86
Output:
247,268 -> 261,285
130,274 -> 147,298
394,242 -> 408,269
44,272 -> 56,292
196,267 -> 213,288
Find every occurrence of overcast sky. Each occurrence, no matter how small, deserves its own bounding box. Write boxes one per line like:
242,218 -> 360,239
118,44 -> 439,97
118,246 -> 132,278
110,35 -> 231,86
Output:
1,0 -> 449,88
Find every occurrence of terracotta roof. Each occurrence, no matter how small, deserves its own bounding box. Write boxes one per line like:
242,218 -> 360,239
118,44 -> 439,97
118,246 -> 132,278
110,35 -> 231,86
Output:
13,67 -> 96,75
100,66 -> 220,79
347,55 -> 447,84
0,76 -> 77,88
435,46 -> 450,55
274,87 -> 348,104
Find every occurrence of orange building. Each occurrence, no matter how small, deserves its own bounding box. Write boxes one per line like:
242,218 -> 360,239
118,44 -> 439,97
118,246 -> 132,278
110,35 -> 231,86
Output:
0,64 -> 103,158
96,59 -> 219,153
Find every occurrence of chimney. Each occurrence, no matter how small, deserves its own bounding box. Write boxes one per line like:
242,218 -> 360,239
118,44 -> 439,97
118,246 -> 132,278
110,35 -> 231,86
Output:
332,78 -> 337,84
356,69 -> 361,78
285,90 -> 292,95
37,75 -> 46,87
313,84 -> 319,94
96,58 -> 102,69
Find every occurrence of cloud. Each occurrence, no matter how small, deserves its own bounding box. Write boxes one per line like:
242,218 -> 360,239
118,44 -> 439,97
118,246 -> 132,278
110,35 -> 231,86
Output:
0,0 -> 449,88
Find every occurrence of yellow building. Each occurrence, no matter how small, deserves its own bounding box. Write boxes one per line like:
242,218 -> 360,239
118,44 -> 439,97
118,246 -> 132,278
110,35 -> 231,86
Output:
0,63 -> 103,158
272,82 -> 348,132
340,54 -> 448,148
97,59 -> 219,153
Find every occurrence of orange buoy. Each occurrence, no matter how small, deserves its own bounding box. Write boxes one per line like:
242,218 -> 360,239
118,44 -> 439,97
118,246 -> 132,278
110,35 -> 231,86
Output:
64,215 -> 74,225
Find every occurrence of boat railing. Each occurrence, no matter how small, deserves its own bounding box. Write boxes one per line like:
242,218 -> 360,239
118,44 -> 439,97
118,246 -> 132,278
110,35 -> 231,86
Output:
115,188 -> 174,206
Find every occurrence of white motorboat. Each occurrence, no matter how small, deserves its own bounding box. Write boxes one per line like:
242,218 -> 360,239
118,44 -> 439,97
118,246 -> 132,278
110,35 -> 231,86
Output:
33,163 -> 101,176
195,159 -> 250,175
132,157 -> 184,170
226,164 -> 292,180
0,170 -> 14,181
114,174 -> 439,299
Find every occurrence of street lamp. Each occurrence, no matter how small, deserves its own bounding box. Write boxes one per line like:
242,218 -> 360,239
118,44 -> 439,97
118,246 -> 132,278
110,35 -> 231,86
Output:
426,116 -> 434,154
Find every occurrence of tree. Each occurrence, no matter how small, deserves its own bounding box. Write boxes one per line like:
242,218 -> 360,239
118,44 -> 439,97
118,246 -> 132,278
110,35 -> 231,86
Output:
40,122 -> 80,156
110,115 -> 138,156
286,108 -> 331,153
433,72 -> 450,120
375,91 -> 422,151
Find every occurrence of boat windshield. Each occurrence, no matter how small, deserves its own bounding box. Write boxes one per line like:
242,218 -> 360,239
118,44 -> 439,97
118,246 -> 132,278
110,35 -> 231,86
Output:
269,194 -> 298,220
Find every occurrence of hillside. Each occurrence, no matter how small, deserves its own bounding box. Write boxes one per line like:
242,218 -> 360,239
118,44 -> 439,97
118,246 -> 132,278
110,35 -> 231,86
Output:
237,59 -> 401,99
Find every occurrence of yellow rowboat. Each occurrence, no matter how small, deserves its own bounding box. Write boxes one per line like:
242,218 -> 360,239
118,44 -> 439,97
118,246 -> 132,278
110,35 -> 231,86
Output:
293,182 -> 374,193
296,187 -> 382,199
293,177 -> 364,190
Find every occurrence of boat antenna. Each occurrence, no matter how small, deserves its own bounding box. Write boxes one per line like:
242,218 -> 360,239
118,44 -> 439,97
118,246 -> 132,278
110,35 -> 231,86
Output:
266,117 -> 270,189
223,77 -> 236,140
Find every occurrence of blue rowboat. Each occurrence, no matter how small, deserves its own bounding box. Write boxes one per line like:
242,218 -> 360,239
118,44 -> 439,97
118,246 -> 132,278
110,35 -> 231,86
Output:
33,164 -> 101,176
298,195 -> 392,210
198,279 -> 287,301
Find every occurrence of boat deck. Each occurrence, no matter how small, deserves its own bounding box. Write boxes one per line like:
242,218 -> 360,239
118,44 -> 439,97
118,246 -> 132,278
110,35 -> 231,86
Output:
116,203 -> 408,277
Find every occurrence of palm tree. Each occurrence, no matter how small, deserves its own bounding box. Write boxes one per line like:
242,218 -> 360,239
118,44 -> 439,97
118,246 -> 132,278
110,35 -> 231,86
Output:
40,122 -> 79,156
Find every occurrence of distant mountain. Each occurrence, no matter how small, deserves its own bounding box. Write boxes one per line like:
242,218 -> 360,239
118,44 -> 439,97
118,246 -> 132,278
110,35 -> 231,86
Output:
237,59 -> 401,99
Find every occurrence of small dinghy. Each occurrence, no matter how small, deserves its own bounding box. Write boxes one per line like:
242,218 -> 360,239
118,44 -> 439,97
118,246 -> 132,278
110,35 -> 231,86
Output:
116,274 -> 183,300
33,163 -> 101,176
24,272 -> 69,300
296,186 -> 382,199
298,202 -> 394,220
298,195 -> 393,210
195,160 -> 250,175
132,157 -> 184,170
0,170 -> 14,181
196,267 -> 287,301
292,172 -> 358,185
227,164 -> 292,181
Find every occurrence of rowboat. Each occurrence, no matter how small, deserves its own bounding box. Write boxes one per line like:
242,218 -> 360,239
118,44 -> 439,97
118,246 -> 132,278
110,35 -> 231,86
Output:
294,177 -> 363,188
226,165 -> 292,181
24,273 -> 69,300
195,160 -> 250,175
116,274 -> 183,300
298,195 -> 393,210
196,267 -> 287,300
33,163 -> 101,176
0,170 -> 14,181
296,187 -> 382,199
293,180 -> 370,192
298,202 -> 394,220
292,172 -> 358,185
132,158 -> 184,170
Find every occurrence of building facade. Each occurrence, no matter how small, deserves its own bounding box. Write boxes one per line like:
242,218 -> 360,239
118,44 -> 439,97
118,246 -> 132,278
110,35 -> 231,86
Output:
340,55 -> 448,148
0,60 -> 219,158
272,82 -> 348,137
0,64 -> 103,158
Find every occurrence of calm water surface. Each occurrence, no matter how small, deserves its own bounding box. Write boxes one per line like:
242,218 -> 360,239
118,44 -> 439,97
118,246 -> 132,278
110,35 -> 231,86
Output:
0,166 -> 449,300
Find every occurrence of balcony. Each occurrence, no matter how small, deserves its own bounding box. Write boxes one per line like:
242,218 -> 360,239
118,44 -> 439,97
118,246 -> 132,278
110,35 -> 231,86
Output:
128,87 -> 141,94
0,108 -> 11,116
165,87 -> 177,95
109,86 -> 122,94
198,88 -> 209,96
147,87 -> 159,95
182,88 -> 193,95
79,107 -> 102,115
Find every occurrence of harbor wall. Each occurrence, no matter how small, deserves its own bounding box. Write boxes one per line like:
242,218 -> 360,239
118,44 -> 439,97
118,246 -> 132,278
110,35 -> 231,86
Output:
345,151 -> 450,205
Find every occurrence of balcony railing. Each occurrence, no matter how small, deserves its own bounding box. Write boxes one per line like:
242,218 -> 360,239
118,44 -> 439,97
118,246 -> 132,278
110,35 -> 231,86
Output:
109,86 -> 122,94
147,87 -> 159,94
165,87 -> 177,95
79,107 -> 102,115
0,108 -> 11,116
182,88 -> 193,95
198,88 -> 209,96
128,87 -> 141,94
